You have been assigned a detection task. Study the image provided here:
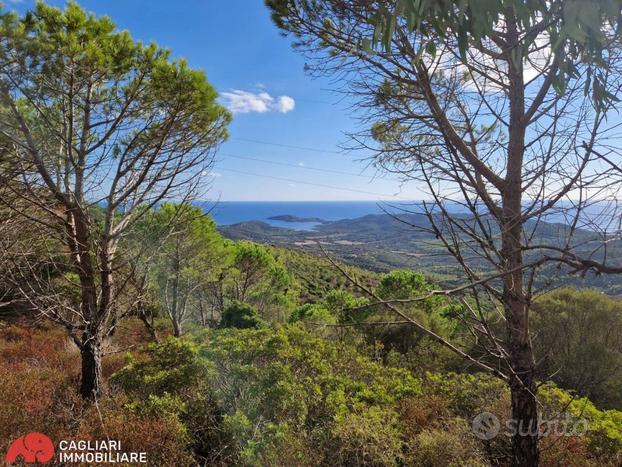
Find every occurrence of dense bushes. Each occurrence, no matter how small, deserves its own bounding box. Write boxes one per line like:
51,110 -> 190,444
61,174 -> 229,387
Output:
532,288 -> 622,410
111,335 -> 234,465
271,246 -> 377,303
194,325 -> 421,465
192,326 -> 621,465
408,423 -> 487,467
0,322 -> 192,465
2,319 -> 622,465
75,394 -> 194,467
539,383 -> 622,465
112,336 -> 202,399
220,301 -> 265,329
0,322 -> 79,453
2,276 -> 622,466
288,302 -> 333,324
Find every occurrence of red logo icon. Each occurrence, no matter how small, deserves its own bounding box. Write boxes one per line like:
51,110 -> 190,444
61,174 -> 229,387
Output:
6,433 -> 54,465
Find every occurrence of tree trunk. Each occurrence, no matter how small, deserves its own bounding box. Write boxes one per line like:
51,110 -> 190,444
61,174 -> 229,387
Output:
502,203 -> 539,466
198,298 -> 207,327
69,208 -> 106,401
509,371 -> 539,466
505,274 -> 539,466
503,12 -> 538,463
79,334 -> 103,400
169,244 -> 182,337
138,304 -> 159,342
172,318 -> 182,337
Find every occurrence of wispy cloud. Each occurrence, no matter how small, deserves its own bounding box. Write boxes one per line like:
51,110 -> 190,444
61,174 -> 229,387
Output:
220,90 -> 296,114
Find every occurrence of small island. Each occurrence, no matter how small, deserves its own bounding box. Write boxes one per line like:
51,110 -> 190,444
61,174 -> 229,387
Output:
268,214 -> 325,223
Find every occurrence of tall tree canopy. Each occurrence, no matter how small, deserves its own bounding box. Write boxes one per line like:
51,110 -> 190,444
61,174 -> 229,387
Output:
0,2 -> 230,398
146,203 -> 228,337
267,1 -> 622,464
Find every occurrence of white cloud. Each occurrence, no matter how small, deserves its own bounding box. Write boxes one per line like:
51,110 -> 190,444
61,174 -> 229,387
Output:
220,89 -> 295,114
220,90 -> 270,113
277,95 -> 296,113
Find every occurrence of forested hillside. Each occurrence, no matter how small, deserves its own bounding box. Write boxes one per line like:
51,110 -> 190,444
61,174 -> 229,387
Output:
2,201 -> 622,465
221,214 -> 622,294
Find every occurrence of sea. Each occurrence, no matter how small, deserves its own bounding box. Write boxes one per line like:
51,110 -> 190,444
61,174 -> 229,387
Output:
198,200 -> 620,232
202,200 -> 391,230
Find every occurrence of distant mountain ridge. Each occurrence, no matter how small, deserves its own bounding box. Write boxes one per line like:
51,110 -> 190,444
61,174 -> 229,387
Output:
219,212 -> 622,294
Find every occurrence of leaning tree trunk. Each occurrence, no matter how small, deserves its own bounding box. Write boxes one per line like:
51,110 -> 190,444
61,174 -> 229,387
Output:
137,303 -> 159,342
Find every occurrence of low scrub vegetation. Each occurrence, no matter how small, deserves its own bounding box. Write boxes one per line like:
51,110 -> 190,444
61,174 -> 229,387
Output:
2,318 -> 621,466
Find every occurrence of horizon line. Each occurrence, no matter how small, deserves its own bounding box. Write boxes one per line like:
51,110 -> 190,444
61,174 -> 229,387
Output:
197,199 -> 413,203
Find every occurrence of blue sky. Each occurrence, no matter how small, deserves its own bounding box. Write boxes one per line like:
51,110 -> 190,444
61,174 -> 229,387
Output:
8,0 -> 423,201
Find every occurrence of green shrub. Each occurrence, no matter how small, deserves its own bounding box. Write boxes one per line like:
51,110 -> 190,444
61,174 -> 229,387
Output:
111,336 -> 235,464
532,288 -> 622,410
324,289 -> 370,323
423,372 -> 508,418
193,326 -> 421,465
332,407 -> 404,466
409,420 -> 487,467
540,382 -> 622,465
110,337 -> 202,440
288,303 -> 336,325
111,336 -> 202,398
77,394 -> 194,467
220,301 -> 265,329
